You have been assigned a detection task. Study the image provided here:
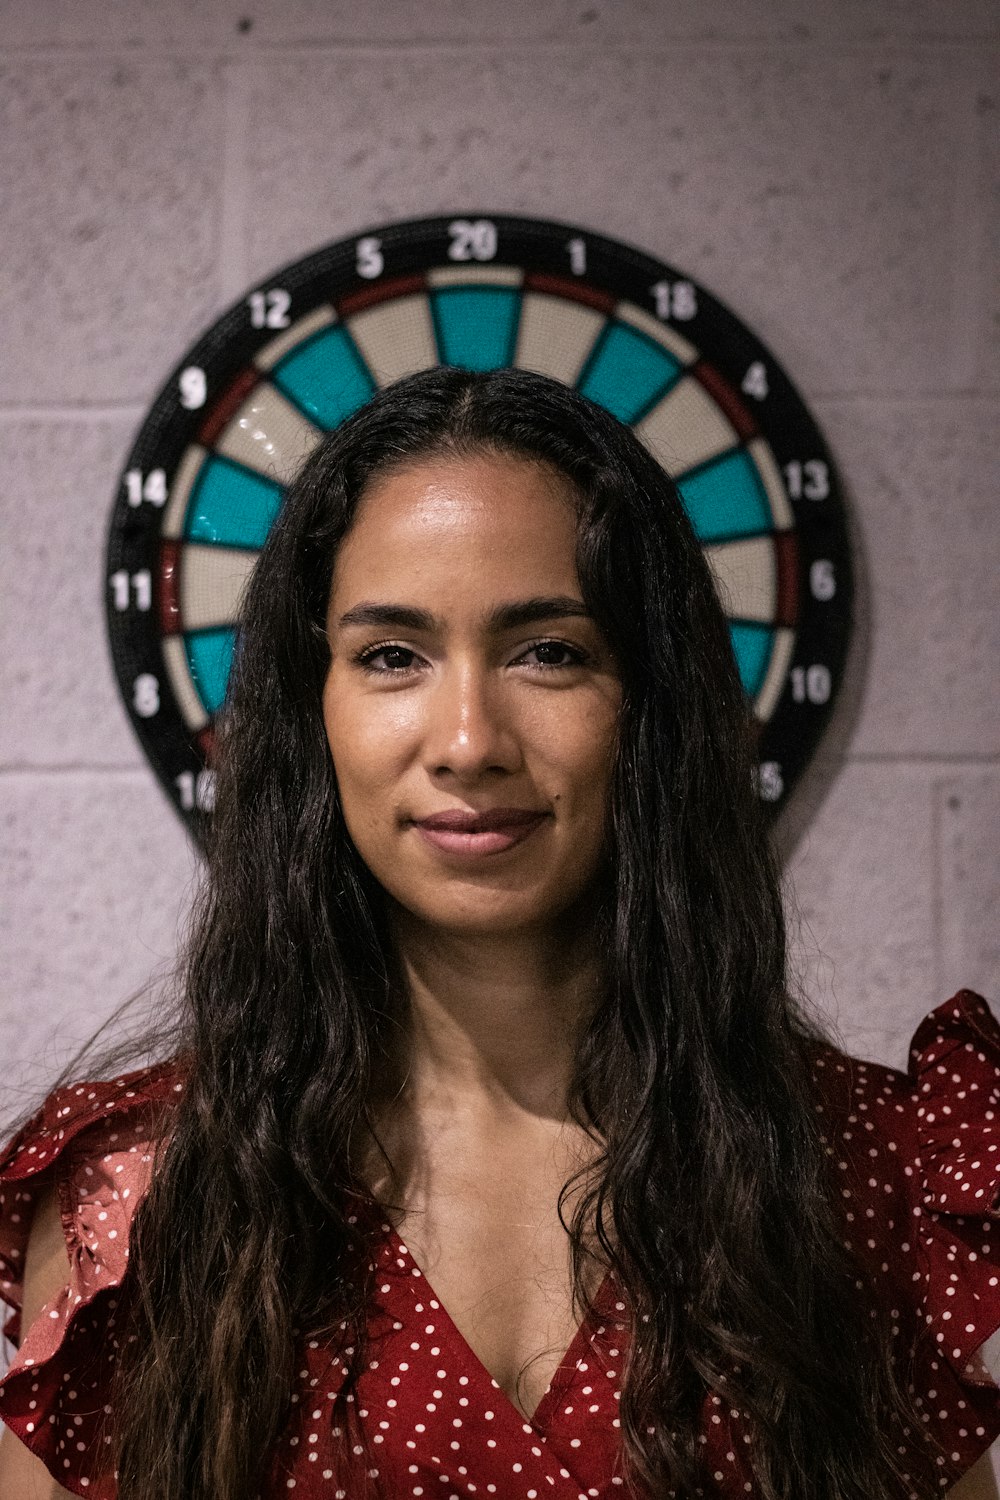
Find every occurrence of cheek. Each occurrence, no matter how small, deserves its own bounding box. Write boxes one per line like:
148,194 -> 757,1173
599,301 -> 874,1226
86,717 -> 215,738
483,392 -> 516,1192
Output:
322,681 -> 397,811
324,670 -> 425,756
325,731 -> 396,869
326,665 -> 391,748
558,701 -> 620,795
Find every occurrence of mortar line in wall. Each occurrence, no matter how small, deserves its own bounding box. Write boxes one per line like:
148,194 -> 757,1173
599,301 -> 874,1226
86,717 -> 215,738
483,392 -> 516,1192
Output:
0,405 -> 146,421
2,38 -> 996,61
810,391 -> 1000,405
946,51 -> 988,391
930,778 -> 945,1002
831,753 -> 1000,764
216,59 -> 253,306
0,764 -> 151,777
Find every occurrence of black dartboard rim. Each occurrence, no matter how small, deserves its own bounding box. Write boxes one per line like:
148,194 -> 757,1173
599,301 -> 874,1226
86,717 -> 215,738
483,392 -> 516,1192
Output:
106,213 -> 853,842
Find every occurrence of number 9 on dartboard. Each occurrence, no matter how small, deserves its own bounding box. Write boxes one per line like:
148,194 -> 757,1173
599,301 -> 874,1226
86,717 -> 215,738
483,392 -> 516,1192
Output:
105,214 -> 853,841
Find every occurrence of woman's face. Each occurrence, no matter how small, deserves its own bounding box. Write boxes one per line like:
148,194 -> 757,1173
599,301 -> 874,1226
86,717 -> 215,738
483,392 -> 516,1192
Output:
322,448 -> 623,938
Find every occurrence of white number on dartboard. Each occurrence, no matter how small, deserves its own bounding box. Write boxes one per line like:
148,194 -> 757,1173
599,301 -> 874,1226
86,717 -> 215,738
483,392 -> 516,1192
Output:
650,280 -> 697,321
756,761 -> 785,802
742,361 -> 769,400
247,288 -> 291,329
132,673 -> 160,717
567,237 -> 587,275
356,236 -> 384,279
783,459 -> 830,501
790,665 -> 832,705
809,559 -> 836,601
109,569 -> 152,612
174,769 -> 216,813
448,219 -> 498,262
124,468 -> 167,507
179,366 -> 206,410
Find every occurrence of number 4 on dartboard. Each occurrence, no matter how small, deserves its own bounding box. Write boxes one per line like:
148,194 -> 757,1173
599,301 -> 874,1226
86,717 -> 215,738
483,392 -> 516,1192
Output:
106,215 -> 852,837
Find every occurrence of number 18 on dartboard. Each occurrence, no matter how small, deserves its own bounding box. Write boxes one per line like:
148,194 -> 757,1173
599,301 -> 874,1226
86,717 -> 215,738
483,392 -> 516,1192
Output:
105,215 -> 853,839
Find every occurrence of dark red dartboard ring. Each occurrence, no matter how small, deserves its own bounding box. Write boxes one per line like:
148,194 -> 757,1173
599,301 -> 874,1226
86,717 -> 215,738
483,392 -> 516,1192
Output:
106,214 -> 853,842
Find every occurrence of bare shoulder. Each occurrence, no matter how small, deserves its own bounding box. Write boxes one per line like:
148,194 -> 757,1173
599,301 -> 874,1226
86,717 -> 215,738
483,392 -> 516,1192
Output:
0,1179 -> 78,1499
950,1451 -> 1000,1499
11,1178 -> 69,1315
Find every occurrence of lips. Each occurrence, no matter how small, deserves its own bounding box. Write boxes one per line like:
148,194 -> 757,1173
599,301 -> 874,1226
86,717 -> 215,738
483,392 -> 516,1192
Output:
413,807 -> 547,833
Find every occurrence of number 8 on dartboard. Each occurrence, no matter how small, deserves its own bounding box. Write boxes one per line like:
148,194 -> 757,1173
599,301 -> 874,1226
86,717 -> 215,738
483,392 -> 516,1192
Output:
105,214 -> 853,841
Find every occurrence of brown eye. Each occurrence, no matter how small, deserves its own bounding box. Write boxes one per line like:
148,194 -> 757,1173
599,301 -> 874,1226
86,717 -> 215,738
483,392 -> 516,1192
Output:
355,644 -> 420,674
519,640 -> 589,670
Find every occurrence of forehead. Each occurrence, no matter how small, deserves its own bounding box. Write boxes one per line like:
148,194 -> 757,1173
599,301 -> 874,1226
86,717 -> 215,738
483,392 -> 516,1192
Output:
329,451 -> 582,602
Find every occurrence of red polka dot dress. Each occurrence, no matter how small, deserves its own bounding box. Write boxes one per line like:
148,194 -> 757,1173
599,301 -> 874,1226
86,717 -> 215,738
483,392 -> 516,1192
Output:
3,989 -> 1000,1498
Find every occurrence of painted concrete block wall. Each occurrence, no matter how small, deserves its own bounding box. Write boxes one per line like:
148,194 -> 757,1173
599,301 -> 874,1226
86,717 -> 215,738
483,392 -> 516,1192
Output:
1,1 -> 997,1110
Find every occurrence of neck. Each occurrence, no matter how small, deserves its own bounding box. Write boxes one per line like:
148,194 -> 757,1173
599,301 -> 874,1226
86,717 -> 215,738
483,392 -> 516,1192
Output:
380,895 -> 605,1123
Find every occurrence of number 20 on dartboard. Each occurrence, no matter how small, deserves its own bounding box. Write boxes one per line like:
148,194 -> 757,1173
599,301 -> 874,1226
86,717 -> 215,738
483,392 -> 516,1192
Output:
106,215 -> 853,837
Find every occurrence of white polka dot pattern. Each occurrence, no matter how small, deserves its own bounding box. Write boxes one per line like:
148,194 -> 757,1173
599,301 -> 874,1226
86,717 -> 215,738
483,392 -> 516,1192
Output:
2,991 -> 1000,1498
0,1062 -> 180,1496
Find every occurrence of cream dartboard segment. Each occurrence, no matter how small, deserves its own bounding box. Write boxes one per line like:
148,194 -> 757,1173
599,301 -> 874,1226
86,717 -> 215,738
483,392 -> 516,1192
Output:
105,215 -> 853,839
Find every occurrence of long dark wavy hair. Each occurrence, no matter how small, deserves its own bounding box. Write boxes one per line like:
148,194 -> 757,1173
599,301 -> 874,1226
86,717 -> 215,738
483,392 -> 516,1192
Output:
23,367 -> 941,1497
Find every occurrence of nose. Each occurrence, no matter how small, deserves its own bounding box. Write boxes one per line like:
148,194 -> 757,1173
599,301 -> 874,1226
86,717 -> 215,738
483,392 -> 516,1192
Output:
422,658 -> 521,780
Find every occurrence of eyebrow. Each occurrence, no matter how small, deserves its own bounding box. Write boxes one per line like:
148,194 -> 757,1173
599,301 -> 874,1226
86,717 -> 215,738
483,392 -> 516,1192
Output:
336,595 -> 593,633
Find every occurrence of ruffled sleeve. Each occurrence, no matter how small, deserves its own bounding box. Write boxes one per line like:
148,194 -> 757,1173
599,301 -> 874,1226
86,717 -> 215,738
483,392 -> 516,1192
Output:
908,989 -> 1000,1388
808,988 -> 1000,1489
0,1061 -> 184,1498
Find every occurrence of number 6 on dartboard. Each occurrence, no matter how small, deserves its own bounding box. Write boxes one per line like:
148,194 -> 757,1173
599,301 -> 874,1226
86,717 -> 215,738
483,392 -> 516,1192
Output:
106,214 -> 852,838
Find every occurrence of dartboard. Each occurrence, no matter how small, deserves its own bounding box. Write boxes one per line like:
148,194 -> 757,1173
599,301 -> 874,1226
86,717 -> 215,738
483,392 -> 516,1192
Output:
106,214 -> 853,839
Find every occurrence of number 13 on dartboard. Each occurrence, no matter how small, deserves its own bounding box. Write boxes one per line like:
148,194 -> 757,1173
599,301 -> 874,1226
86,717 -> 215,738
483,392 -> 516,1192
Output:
105,214 -> 852,838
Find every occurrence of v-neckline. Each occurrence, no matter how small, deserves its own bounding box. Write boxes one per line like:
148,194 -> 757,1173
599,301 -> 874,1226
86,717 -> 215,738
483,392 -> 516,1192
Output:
383,1222 -> 618,1431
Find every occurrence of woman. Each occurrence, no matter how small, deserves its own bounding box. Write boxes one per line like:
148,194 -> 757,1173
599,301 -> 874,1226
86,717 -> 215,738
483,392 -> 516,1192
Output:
0,366 -> 998,1500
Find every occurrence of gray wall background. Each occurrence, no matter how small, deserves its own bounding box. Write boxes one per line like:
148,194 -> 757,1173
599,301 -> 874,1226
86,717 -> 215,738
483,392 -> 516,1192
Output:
1,0 -> 998,1105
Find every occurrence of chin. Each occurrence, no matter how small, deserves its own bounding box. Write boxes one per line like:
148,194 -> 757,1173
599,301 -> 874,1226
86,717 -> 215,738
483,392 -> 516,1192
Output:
396,893 -> 561,938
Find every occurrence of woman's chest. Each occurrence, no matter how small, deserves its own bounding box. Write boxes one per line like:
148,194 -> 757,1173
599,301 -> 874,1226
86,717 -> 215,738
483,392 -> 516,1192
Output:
392,1188 -> 602,1421
265,1221 -> 644,1498
261,1227 -> 763,1500
362,1115 -> 609,1422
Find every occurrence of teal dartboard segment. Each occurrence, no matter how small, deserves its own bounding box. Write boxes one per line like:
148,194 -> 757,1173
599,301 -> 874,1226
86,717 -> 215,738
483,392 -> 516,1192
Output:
677,448 -> 771,544
431,287 -> 521,370
185,626 -> 236,715
728,621 -> 773,699
577,322 -> 683,423
106,214 -> 854,841
185,456 -> 283,549
272,326 -> 376,428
